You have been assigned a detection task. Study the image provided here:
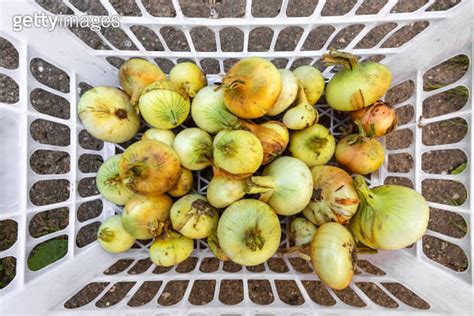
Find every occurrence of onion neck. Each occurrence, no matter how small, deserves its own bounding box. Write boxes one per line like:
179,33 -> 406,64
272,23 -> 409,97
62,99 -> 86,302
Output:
323,48 -> 359,70
244,227 -> 265,251
115,108 -> 128,120
98,228 -> 114,242
245,176 -> 276,194
306,136 -> 328,152
149,219 -> 166,237
353,175 -> 371,204
191,199 -> 217,217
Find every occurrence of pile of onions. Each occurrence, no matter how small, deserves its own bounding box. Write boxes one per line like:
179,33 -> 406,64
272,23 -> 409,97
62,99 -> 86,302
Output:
119,140 -> 181,196
191,85 -> 241,133
170,62 -> 207,97
351,100 -> 398,137
207,176 -> 246,208
349,175 -> 429,250
173,128 -> 213,170
222,57 -> 281,119
97,215 -> 135,253
283,85 -> 319,130
142,128 -> 175,146
293,65 -> 325,105
78,86 -> 140,143
217,199 -> 281,266
267,69 -> 298,116
246,156 -> 313,216
149,230 -> 194,266
303,166 -> 359,226
324,49 -> 392,111
289,124 -> 335,167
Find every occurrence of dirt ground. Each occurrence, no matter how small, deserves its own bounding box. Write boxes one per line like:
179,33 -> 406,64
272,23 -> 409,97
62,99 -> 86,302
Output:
0,0 -> 469,311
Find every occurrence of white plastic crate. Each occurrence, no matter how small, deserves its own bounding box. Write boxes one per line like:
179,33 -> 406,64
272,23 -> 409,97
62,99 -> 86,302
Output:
0,0 -> 472,314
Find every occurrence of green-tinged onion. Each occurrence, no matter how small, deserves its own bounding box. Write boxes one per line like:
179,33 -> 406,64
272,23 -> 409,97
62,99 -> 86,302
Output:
351,100 -> 398,137
213,129 -> 263,177
139,80 -> 190,129
349,175 -> 429,250
267,69 -> 299,116
217,199 -> 281,266
289,124 -> 335,167
142,128 -> 175,146
283,84 -> 319,130
122,194 -> 172,240
208,231 -> 230,261
289,217 -> 317,247
167,168 -> 193,197
149,230 -> 194,266
96,154 -> 134,205
293,65 -> 325,105
78,86 -> 140,143
170,194 -> 218,239
310,222 -> 355,290
170,62 -> 207,97
191,85 -> 241,134
246,156 -> 313,216
207,176 -> 246,209
303,166 -> 359,226
173,128 -> 213,170
97,215 -> 135,253
323,49 -> 392,111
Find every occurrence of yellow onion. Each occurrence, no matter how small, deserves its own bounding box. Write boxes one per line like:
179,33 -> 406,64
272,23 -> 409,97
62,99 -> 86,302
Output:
349,175 -> 429,250
310,222 -> 355,290
149,230 -> 194,266
207,175 -> 246,209
173,128 -> 213,170
293,65 -> 325,105
267,69 -> 299,116
335,123 -> 385,175
122,194 -> 172,239
303,166 -> 359,226
167,168 -> 193,197
246,156 -> 313,216
96,154 -> 134,205
240,120 -> 289,165
213,130 -> 263,177
97,215 -> 135,253
139,80 -> 190,129
283,85 -> 319,130
119,140 -> 181,195
119,58 -> 166,106
289,217 -> 317,247
170,62 -> 207,97
217,199 -> 281,266
208,231 -> 230,261
324,49 -> 392,111
170,194 -> 218,239
78,86 -> 140,143
222,57 -> 281,119
191,85 -> 241,134
142,128 -> 175,147
289,124 -> 335,167
351,100 -> 398,137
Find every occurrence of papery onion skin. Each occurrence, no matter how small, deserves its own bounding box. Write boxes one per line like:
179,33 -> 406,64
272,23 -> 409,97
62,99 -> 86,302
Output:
349,175 -> 429,250
97,215 -> 135,253
310,222 -> 355,290
119,58 -> 166,105
173,128 -> 213,171
289,217 -> 317,247
167,168 -> 193,197
191,85 -> 241,134
208,232 -> 230,261
351,101 -> 398,137
149,230 -> 194,267
303,166 -> 359,226
223,57 -> 282,119
207,176 -> 246,208
213,130 -> 263,176
119,140 -> 181,196
293,65 -> 325,105
170,194 -> 218,239
142,128 -> 175,147
240,120 -> 289,165
335,134 -> 385,175
246,156 -> 313,216
122,194 -> 172,240
217,199 -> 281,266
289,124 -> 335,167
78,86 -> 140,143
267,69 -> 299,116
324,49 -> 392,111
170,62 -> 207,97
139,80 -> 190,129
283,85 -> 318,130
96,154 -> 135,205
